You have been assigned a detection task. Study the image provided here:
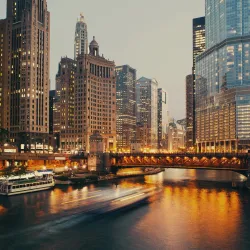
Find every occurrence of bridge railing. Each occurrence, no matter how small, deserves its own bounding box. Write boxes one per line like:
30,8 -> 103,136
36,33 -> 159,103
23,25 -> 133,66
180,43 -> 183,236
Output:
111,152 -> 249,158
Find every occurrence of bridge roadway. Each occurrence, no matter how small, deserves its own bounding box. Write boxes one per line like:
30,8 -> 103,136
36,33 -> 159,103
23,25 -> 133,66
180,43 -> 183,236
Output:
0,152 -> 68,161
110,153 -> 250,176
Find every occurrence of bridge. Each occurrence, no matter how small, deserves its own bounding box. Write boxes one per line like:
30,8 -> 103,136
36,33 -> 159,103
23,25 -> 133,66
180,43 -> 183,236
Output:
109,153 -> 250,176
0,152 -> 249,177
0,153 -> 70,169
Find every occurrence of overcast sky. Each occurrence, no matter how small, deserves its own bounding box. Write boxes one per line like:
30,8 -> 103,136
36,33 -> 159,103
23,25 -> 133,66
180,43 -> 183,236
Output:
0,0 -> 205,119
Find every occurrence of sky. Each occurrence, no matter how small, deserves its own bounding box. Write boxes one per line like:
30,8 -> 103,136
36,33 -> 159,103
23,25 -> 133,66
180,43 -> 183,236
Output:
0,0 -> 205,119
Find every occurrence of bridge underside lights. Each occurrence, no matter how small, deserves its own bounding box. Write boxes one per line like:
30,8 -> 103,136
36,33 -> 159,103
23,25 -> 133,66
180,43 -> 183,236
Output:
112,153 -> 248,172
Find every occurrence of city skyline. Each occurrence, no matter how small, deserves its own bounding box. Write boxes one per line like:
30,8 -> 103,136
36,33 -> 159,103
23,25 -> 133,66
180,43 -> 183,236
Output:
0,0 -> 205,119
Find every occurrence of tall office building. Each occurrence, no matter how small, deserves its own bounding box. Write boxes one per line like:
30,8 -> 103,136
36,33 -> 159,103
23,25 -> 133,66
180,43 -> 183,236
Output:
186,74 -> 194,149
0,19 -> 8,129
54,57 -> 77,150
74,13 -> 88,59
49,90 -> 56,135
115,65 -> 136,151
193,17 -> 205,75
186,17 -> 206,149
158,88 -> 168,149
196,0 -> 250,153
136,77 -> 158,149
167,121 -> 186,152
56,37 -> 116,152
74,37 -> 116,152
1,0 -> 50,152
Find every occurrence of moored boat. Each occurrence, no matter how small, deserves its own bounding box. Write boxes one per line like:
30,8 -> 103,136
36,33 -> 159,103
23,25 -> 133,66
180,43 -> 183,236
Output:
0,171 -> 55,196
54,175 -> 72,185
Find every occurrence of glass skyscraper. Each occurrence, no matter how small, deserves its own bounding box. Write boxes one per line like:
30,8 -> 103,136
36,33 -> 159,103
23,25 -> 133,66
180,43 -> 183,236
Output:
196,0 -> 250,153
116,65 -> 137,151
136,77 -> 158,149
186,17 -> 205,149
193,17 -> 206,75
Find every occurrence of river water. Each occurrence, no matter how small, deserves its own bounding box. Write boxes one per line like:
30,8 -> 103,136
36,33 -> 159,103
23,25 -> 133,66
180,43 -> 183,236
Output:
1,169 -> 250,250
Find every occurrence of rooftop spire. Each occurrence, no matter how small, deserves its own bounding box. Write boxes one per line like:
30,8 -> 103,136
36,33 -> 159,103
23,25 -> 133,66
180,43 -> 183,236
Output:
80,12 -> 84,22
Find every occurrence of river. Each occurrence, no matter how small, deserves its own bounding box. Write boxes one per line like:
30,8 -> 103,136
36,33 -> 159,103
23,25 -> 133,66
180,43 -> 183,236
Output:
0,169 -> 250,250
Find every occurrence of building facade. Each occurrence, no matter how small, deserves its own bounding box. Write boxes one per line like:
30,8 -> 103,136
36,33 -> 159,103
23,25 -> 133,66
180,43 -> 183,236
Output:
74,13 -> 88,59
54,57 -> 77,151
0,19 -> 8,129
1,0 -> 50,152
196,0 -> 250,153
115,65 -> 136,151
186,74 -> 194,149
158,88 -> 168,149
49,90 -> 56,135
74,37 -> 116,152
193,17 -> 205,75
167,121 -> 186,152
136,77 -> 158,149
186,17 -> 205,149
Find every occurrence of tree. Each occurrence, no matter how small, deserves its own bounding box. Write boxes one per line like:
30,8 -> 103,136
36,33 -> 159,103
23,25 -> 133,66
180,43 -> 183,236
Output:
1,165 -> 27,177
2,165 -> 15,177
15,165 -> 28,176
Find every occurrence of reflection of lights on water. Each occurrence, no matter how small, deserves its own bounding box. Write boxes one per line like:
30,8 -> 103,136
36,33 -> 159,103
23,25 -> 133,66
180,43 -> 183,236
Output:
0,205 -> 7,215
145,172 -> 164,184
114,186 -> 121,197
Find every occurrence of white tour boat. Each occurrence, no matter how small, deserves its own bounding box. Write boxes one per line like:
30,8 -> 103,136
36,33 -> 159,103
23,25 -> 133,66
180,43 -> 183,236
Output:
0,170 -> 55,196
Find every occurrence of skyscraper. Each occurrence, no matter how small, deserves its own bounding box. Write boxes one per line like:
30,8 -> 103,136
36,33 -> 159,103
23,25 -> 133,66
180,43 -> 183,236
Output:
193,17 -> 205,75
186,17 -> 206,150
196,0 -> 250,153
136,77 -> 158,149
116,65 -> 136,151
3,0 -> 50,152
0,19 -> 8,129
74,13 -> 88,59
55,37 -> 116,152
158,88 -> 168,149
74,37 -> 116,152
49,90 -> 56,135
54,57 -> 76,150
186,74 -> 194,149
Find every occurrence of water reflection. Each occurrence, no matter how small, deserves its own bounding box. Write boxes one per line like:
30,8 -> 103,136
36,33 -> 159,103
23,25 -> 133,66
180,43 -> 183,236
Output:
0,169 -> 249,250
132,171 -> 243,249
